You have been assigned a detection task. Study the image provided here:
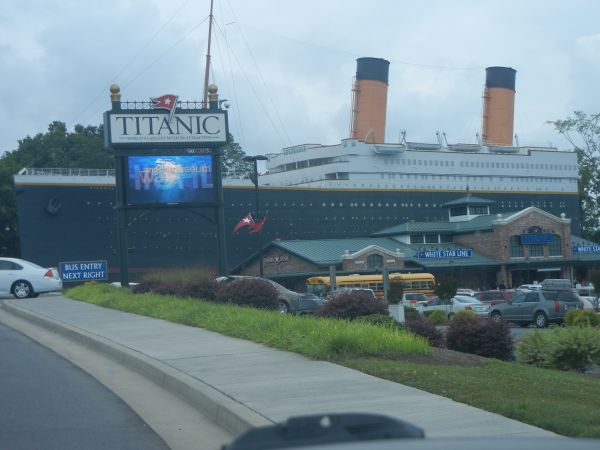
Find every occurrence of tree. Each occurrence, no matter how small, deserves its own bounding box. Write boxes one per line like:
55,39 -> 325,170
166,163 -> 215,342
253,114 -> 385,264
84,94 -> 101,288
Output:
221,132 -> 252,179
549,112 -> 600,241
387,280 -> 404,304
434,277 -> 458,305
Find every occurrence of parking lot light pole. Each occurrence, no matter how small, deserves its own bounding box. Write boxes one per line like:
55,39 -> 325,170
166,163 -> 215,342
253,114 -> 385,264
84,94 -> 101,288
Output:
243,155 -> 268,277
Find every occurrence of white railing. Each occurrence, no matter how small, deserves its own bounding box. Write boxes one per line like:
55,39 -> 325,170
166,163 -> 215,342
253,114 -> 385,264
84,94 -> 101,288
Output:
18,168 -> 115,177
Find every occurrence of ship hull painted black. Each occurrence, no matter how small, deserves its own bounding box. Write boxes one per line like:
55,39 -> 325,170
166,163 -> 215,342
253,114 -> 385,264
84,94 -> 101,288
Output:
15,183 -> 581,275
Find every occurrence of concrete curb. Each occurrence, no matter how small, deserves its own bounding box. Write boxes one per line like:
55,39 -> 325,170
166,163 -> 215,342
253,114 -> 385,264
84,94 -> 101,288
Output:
0,301 -> 272,436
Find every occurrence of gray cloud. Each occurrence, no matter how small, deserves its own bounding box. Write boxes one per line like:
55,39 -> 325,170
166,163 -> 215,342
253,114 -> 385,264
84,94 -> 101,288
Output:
1,0 -> 599,157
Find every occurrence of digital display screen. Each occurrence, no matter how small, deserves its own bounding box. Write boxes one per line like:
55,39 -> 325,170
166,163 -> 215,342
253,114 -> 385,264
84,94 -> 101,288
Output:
126,154 -> 214,206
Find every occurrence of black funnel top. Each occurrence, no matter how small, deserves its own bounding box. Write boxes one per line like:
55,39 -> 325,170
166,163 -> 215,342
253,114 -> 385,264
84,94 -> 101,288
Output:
485,67 -> 516,91
356,58 -> 390,84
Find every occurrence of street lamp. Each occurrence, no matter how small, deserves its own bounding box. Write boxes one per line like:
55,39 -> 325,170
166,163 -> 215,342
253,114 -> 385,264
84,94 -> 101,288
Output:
243,155 -> 268,277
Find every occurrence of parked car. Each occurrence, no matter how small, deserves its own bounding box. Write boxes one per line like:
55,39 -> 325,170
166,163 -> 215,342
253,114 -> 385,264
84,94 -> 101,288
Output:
576,287 -> 599,310
417,295 -> 490,319
516,284 -> 541,292
456,289 -> 478,297
0,257 -> 62,299
400,292 -> 430,307
329,288 -> 377,300
215,275 -> 324,314
541,278 -> 573,290
489,289 -> 583,328
475,290 -> 516,305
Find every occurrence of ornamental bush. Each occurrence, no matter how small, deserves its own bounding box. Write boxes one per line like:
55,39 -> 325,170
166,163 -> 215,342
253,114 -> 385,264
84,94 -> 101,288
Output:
214,278 -> 278,310
517,327 -> 600,372
452,309 -> 478,319
403,306 -> 420,321
564,309 -> 600,327
178,280 -> 218,301
316,291 -> 388,320
446,316 -> 513,360
131,279 -> 163,294
427,309 -> 447,325
405,317 -> 445,347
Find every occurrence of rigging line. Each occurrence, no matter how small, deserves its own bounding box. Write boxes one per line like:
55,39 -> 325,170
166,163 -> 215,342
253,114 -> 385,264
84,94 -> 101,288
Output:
223,0 -> 291,145
211,16 -> 247,148
212,21 -> 286,147
71,0 -> 192,124
122,16 -> 209,89
234,21 -> 483,71
228,21 -> 292,146
79,16 -> 210,125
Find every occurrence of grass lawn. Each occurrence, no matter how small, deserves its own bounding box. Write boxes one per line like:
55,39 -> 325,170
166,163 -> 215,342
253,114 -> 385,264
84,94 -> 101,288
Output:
67,284 -> 600,437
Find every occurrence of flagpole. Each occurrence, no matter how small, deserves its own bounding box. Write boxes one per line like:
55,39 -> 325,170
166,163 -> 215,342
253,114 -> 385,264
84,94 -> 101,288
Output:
203,0 -> 214,107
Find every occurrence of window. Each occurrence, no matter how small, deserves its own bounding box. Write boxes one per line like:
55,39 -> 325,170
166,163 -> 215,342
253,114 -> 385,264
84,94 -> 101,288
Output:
425,234 -> 438,244
548,234 -> 562,256
410,235 -> 424,244
367,254 -> 383,269
450,206 -> 467,216
440,235 -> 453,243
469,206 -> 488,215
529,244 -> 544,257
525,292 -> 539,302
0,260 -> 21,270
510,235 -> 524,257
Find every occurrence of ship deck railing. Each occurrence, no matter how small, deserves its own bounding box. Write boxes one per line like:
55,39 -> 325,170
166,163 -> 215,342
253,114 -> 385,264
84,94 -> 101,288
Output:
18,168 -> 116,177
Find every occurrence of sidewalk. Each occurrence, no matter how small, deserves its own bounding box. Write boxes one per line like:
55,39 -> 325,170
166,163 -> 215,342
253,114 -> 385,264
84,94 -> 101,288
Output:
1,295 -> 555,439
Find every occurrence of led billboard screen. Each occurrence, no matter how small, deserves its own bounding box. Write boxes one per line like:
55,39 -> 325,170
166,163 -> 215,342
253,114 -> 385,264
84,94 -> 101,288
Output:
126,154 -> 214,206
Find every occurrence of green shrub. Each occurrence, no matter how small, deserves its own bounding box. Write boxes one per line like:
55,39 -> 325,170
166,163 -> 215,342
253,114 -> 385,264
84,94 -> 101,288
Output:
564,309 -> 600,327
355,314 -> 399,329
427,309 -> 447,325
453,309 -> 478,319
403,306 -> 420,321
546,327 -> 600,372
406,316 -> 445,347
516,331 -> 552,368
517,327 -> 600,372
214,278 -> 278,310
316,291 -> 389,320
446,316 -> 513,360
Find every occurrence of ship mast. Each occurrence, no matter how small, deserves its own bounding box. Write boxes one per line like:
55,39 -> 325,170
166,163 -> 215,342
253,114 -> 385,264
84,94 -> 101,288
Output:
203,0 -> 215,106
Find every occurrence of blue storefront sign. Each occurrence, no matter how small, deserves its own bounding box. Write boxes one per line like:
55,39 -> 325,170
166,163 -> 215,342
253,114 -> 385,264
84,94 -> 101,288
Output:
521,233 -> 553,245
59,260 -> 108,282
417,248 -> 473,259
573,245 -> 600,253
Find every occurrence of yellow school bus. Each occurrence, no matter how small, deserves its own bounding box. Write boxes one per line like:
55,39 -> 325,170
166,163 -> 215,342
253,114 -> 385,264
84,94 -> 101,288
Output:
306,273 -> 435,298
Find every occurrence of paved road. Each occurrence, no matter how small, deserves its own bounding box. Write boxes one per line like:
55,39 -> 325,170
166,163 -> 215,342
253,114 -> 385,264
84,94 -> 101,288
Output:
0,320 -> 169,450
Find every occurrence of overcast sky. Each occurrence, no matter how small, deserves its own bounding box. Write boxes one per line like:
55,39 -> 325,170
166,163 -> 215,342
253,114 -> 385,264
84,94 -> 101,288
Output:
1,0 -> 599,159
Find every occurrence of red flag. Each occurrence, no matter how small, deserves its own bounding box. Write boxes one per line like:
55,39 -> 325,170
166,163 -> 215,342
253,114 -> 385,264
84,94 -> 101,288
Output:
249,211 -> 268,234
233,212 -> 255,234
150,94 -> 178,121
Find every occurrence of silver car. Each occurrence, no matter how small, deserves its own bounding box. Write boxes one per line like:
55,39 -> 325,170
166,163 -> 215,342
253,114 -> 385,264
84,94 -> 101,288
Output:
417,295 -> 490,319
489,289 -> 583,328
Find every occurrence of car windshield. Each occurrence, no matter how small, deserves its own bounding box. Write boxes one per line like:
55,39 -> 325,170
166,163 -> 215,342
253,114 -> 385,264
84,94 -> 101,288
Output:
455,296 -> 479,304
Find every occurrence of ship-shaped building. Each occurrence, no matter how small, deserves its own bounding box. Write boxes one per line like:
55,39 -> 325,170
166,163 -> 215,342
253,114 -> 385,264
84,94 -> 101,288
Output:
13,58 -> 580,277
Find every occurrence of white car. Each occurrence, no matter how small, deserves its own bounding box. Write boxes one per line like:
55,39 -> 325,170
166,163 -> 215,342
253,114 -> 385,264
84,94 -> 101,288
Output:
0,257 -> 62,299
417,295 -> 490,318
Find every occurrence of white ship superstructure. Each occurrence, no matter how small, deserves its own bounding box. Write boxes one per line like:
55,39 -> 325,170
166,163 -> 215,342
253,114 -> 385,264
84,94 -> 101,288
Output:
260,139 -> 578,196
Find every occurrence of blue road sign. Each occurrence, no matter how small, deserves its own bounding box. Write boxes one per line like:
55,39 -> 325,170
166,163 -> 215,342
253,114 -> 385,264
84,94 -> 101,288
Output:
59,260 -> 108,282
